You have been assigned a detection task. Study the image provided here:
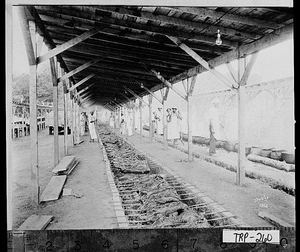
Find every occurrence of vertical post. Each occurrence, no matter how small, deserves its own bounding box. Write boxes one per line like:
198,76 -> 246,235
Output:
62,70 -> 68,155
50,57 -> 59,166
77,101 -> 81,141
132,101 -> 135,133
237,56 -> 246,185
187,94 -> 193,161
162,99 -> 168,149
21,106 -> 25,137
6,2 -> 13,228
29,20 -> 39,204
148,95 -> 153,142
72,98 -> 75,145
139,99 -> 143,138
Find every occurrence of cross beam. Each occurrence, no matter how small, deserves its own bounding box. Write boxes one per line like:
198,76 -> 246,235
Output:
123,86 -> 149,106
37,28 -> 99,64
167,35 -> 237,90
150,69 -> 187,101
58,57 -> 103,83
69,74 -> 95,92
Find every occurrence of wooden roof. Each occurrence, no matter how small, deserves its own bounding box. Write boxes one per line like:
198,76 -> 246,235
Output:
19,6 -> 293,107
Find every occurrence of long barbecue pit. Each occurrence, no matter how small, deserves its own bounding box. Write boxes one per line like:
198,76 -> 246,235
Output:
98,124 -> 246,228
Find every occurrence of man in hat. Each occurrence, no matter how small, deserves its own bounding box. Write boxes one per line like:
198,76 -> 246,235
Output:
155,107 -> 163,136
208,97 -> 221,156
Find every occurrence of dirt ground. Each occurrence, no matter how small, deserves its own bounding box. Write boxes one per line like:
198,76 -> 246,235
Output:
123,132 -> 295,227
11,129 -> 117,229
10,127 -> 295,229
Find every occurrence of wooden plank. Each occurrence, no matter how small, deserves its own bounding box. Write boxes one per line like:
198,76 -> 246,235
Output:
150,69 -> 187,101
124,87 -> 149,106
62,69 -> 68,156
148,94 -> 153,142
139,100 -> 142,138
28,20 -> 40,205
52,155 -> 76,174
37,28 -> 99,64
226,62 -> 238,84
140,11 -> 259,40
167,35 -> 237,90
77,83 -> 94,95
58,57 -> 102,83
174,7 -> 282,30
18,215 -> 53,230
142,85 -> 163,104
40,175 -> 67,202
18,8 -> 36,66
50,57 -> 59,166
69,73 -> 95,92
258,211 -> 293,228
240,52 -> 259,86
237,57 -> 246,186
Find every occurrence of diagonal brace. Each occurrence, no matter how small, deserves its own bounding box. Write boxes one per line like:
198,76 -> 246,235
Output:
69,74 -> 95,92
167,35 -> 238,90
123,86 -> 149,106
58,57 -> 103,83
37,28 -> 100,64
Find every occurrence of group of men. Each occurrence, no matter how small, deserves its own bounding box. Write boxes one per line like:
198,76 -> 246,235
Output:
80,111 -> 98,142
107,97 -> 222,156
152,107 -> 183,145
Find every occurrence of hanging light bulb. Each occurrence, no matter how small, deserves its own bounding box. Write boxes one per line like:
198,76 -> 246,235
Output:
216,29 -> 222,46
141,83 -> 144,88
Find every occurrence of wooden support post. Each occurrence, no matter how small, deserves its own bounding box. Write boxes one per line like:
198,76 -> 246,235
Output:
148,95 -> 153,142
139,99 -> 143,138
71,99 -> 75,145
132,101 -> 135,133
28,20 -> 40,204
237,56 -> 246,186
187,75 -> 197,161
21,106 -> 25,137
62,70 -> 68,155
50,57 -> 59,166
162,99 -> 167,149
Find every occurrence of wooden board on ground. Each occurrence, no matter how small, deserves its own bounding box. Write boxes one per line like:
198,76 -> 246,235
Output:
40,175 -> 67,202
17,215 -> 53,230
247,154 -> 295,172
258,211 -> 294,228
66,160 -> 80,175
52,155 -> 76,174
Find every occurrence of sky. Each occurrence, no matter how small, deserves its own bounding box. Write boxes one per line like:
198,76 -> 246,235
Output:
12,6 -> 294,85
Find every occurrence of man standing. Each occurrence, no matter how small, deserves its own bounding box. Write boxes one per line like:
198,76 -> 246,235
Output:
155,107 -> 163,136
208,98 -> 221,156
80,112 -> 86,136
88,111 -> 97,142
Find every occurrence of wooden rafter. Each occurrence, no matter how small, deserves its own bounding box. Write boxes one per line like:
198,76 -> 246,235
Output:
123,86 -> 149,106
37,28 -> 100,64
69,73 -> 95,92
36,6 -> 238,48
58,57 -> 103,83
167,35 -> 237,89
173,7 -> 283,30
150,69 -> 187,101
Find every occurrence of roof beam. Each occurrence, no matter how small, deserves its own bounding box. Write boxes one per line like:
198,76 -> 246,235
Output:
167,35 -> 237,89
123,86 -> 149,106
23,6 -> 72,77
36,6 -> 238,48
58,57 -> 103,83
69,74 -> 95,92
77,83 -> 95,95
168,23 -> 293,84
150,69 -> 187,101
173,7 -> 283,30
37,28 -> 99,64
240,52 -> 259,86
96,6 -> 259,40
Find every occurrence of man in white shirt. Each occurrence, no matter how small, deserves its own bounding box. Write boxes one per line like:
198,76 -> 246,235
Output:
208,98 -> 221,156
